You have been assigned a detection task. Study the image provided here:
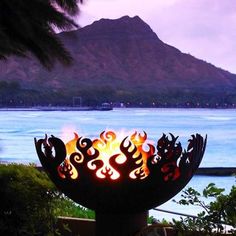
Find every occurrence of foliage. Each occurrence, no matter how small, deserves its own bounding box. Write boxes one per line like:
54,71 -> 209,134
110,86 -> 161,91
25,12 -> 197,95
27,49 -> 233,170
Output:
0,0 -> 83,68
54,196 -> 95,219
148,216 -> 170,225
0,164 -> 95,235
1,83 -> 236,108
0,81 -> 21,90
0,164 -> 58,235
172,183 -> 236,236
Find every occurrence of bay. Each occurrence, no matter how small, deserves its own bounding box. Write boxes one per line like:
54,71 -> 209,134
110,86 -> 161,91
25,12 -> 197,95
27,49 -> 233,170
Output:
0,108 -> 235,220
1,108 -> 236,167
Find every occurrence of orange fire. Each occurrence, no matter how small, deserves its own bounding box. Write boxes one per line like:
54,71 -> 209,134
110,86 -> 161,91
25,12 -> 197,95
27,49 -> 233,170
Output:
62,130 -> 156,180
65,132 -> 79,156
129,131 -> 155,177
88,131 -> 126,180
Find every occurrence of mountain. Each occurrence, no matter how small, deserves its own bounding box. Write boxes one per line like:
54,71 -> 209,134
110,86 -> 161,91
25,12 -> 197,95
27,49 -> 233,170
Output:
1,15 -> 236,107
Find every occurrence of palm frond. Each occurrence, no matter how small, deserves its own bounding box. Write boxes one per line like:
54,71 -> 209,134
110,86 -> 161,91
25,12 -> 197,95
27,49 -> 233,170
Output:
52,0 -> 82,15
0,0 -> 82,69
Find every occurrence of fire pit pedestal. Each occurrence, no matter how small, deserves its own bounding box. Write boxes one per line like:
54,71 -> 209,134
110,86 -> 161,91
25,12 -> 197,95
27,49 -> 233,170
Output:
96,211 -> 148,236
35,131 -> 206,236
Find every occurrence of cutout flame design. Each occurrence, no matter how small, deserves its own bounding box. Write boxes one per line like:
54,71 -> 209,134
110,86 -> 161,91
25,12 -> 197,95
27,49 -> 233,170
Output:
61,130 -> 155,180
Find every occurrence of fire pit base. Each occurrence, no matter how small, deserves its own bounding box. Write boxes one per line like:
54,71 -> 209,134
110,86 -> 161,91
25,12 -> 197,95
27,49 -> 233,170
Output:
95,211 -> 148,236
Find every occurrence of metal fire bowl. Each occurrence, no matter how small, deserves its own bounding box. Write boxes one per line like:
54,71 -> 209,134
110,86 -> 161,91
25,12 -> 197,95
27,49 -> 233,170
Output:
35,133 -> 206,214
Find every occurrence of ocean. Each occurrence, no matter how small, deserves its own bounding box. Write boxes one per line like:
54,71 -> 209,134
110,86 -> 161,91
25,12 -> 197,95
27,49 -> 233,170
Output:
0,108 -> 235,220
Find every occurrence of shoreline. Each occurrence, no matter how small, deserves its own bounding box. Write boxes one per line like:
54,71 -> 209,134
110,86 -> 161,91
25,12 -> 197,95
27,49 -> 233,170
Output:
195,167 -> 236,176
0,106 -> 236,111
0,106 -> 112,111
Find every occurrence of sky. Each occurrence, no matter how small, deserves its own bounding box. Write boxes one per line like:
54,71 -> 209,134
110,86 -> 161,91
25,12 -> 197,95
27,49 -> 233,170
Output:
77,0 -> 236,74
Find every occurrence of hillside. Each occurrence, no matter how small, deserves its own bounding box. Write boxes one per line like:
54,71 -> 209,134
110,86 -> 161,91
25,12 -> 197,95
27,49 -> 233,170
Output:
0,15 -> 236,107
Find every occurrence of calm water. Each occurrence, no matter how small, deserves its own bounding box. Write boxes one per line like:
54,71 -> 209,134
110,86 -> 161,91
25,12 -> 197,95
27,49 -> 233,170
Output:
0,108 -> 235,220
1,108 -> 236,166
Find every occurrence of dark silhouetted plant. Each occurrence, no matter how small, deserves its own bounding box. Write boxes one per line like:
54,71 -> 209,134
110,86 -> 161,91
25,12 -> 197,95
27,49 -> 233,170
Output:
0,164 -> 96,235
0,0 -> 83,69
0,164 -> 58,235
173,182 -> 236,236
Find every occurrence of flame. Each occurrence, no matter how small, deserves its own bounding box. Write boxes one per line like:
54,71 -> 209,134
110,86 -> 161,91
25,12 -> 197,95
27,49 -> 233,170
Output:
58,158 -> 78,180
129,131 -> 155,177
57,132 -> 80,179
89,131 -> 127,180
65,132 -> 79,156
62,130 -> 156,180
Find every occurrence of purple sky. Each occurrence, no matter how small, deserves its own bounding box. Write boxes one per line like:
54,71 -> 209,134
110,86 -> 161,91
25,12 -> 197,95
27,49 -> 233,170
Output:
78,0 -> 236,74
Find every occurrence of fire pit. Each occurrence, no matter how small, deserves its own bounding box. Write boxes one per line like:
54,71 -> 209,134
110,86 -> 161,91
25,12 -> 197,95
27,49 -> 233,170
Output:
35,131 -> 206,235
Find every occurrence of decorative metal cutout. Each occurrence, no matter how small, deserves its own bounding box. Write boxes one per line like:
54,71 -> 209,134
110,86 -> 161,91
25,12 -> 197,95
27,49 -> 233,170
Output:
35,131 -> 206,213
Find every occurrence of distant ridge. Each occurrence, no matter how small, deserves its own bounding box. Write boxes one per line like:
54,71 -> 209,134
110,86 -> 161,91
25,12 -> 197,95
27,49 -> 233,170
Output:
196,167 -> 236,176
0,15 -> 236,107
